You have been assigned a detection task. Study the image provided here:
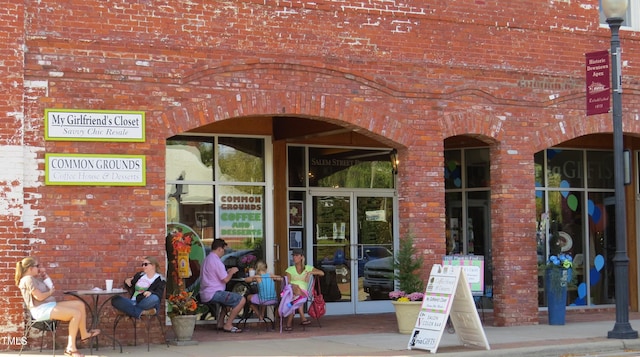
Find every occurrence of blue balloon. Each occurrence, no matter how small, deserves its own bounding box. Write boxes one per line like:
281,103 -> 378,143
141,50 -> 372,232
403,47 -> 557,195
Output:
560,180 -> 570,198
578,282 -> 587,299
592,206 -> 601,224
595,255 -> 605,271
590,267 -> 601,286
588,200 -> 595,215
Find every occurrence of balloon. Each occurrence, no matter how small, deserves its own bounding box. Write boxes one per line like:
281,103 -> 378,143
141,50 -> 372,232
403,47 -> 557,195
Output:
594,255 -> 605,271
454,177 -> 461,188
578,282 -> 587,299
560,180 -> 570,198
589,267 -> 601,286
567,194 -> 578,211
588,200 -> 595,215
592,206 -> 601,225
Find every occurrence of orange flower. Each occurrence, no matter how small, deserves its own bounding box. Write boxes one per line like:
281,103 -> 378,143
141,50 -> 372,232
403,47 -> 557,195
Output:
168,289 -> 199,316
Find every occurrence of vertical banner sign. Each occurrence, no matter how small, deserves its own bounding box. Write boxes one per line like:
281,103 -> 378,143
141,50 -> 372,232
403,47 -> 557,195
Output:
585,50 -> 610,116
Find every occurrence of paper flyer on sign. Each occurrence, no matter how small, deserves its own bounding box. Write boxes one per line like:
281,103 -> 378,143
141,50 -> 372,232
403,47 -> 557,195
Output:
408,264 -> 459,353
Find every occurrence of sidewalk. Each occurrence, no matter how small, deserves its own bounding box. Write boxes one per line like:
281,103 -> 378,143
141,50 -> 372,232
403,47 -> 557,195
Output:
6,310 -> 640,356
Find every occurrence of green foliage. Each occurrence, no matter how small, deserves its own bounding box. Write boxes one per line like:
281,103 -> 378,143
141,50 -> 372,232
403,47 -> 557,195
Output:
394,234 -> 425,294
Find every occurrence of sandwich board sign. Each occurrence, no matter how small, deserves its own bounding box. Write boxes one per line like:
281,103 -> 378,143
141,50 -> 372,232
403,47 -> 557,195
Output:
407,264 -> 490,353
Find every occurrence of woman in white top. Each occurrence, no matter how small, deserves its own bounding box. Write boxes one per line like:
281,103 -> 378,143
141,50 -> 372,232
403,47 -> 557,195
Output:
110,256 -> 165,318
15,257 -> 100,357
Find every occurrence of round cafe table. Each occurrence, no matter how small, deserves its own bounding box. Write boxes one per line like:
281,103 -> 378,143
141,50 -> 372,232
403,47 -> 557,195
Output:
64,288 -> 126,353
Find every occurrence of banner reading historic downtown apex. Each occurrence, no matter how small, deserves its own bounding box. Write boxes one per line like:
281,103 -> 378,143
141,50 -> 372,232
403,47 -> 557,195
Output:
585,50 -> 610,116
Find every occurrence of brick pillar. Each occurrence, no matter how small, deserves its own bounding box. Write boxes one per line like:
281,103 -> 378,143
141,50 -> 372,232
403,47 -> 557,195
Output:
0,0 -> 28,341
490,144 -> 539,326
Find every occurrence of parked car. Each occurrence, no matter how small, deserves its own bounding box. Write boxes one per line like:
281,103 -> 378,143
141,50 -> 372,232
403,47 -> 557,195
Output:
363,255 -> 394,300
320,245 -> 392,284
357,246 -> 393,277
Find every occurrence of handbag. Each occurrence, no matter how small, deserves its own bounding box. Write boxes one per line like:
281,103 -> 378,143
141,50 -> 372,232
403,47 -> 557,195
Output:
308,277 -> 326,319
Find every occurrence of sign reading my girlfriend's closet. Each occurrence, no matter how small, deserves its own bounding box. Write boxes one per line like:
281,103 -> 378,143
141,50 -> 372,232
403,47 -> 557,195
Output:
407,264 -> 490,354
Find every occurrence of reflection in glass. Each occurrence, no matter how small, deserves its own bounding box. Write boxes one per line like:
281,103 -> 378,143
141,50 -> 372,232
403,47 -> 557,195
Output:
357,197 -> 394,302
314,196 -> 351,303
546,149 -> 583,188
307,147 -> 394,188
218,137 -> 265,182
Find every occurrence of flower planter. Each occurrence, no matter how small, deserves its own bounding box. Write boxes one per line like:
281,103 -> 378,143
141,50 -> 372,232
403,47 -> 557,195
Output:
545,268 -> 572,325
391,300 -> 422,334
171,315 -> 197,341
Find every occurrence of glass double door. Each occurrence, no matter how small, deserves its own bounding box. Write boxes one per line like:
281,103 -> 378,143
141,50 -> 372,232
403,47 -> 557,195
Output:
308,191 -> 396,314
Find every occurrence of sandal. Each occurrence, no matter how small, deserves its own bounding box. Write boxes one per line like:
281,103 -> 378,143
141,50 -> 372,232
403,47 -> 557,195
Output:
284,326 -> 293,331
80,329 -> 100,342
300,319 -> 311,326
64,350 -> 85,357
223,326 -> 242,333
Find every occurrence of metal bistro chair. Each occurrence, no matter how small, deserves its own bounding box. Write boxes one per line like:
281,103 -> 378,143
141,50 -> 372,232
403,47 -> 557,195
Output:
241,274 -> 281,331
112,286 -> 168,351
19,304 -> 60,356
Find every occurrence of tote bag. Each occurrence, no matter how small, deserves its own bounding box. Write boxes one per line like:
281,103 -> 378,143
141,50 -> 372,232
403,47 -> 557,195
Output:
308,277 -> 326,319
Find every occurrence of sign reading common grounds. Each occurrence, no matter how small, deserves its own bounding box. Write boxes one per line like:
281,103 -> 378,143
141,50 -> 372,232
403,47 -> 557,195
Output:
45,153 -> 146,186
45,109 -> 145,142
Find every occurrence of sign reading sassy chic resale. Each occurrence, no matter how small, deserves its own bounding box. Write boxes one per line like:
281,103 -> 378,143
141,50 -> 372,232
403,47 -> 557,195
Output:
45,153 -> 146,186
45,109 -> 145,142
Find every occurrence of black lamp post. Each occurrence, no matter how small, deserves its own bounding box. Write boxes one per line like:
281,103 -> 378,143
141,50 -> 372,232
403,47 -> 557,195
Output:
602,0 -> 638,340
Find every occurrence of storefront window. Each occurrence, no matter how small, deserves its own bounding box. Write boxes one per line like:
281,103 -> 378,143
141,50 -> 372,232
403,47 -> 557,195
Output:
535,148 -> 615,307
444,147 -> 492,293
166,135 -> 267,251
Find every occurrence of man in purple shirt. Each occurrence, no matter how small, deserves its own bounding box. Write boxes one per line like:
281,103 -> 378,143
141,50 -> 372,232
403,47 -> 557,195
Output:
200,239 -> 246,333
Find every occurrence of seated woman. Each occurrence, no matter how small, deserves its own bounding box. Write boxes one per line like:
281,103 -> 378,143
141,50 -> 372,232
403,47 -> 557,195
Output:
243,260 -> 281,321
16,257 -> 100,357
111,256 -> 166,318
284,249 -> 324,331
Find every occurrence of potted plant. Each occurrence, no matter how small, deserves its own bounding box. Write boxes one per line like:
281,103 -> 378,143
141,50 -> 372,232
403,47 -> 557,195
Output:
167,288 -> 199,342
545,252 -> 573,325
167,229 -> 199,343
389,234 -> 425,334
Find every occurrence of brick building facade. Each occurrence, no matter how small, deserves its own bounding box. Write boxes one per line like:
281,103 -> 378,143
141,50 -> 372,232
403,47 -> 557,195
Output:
1,0 -> 639,349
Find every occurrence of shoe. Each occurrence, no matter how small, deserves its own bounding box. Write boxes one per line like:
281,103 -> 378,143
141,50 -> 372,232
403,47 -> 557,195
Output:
80,329 -> 100,342
64,350 -> 85,357
300,320 -> 311,326
284,326 -> 293,331
223,326 -> 242,333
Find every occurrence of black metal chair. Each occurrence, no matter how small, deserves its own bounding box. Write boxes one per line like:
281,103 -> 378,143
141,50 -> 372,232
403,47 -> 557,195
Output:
113,303 -> 167,351
19,304 -> 59,356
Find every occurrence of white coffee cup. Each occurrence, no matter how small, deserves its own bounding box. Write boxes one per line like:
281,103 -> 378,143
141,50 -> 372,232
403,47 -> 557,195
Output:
248,269 -> 256,277
43,277 -> 54,289
105,279 -> 113,291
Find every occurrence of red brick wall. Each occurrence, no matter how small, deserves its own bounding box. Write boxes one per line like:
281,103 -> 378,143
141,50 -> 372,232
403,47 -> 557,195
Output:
2,0 -> 640,347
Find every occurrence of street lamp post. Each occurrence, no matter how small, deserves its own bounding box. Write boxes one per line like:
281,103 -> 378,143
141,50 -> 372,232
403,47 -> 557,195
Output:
602,0 -> 638,340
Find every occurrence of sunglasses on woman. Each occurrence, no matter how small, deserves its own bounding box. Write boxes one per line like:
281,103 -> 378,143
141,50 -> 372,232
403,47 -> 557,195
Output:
141,262 -> 151,267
